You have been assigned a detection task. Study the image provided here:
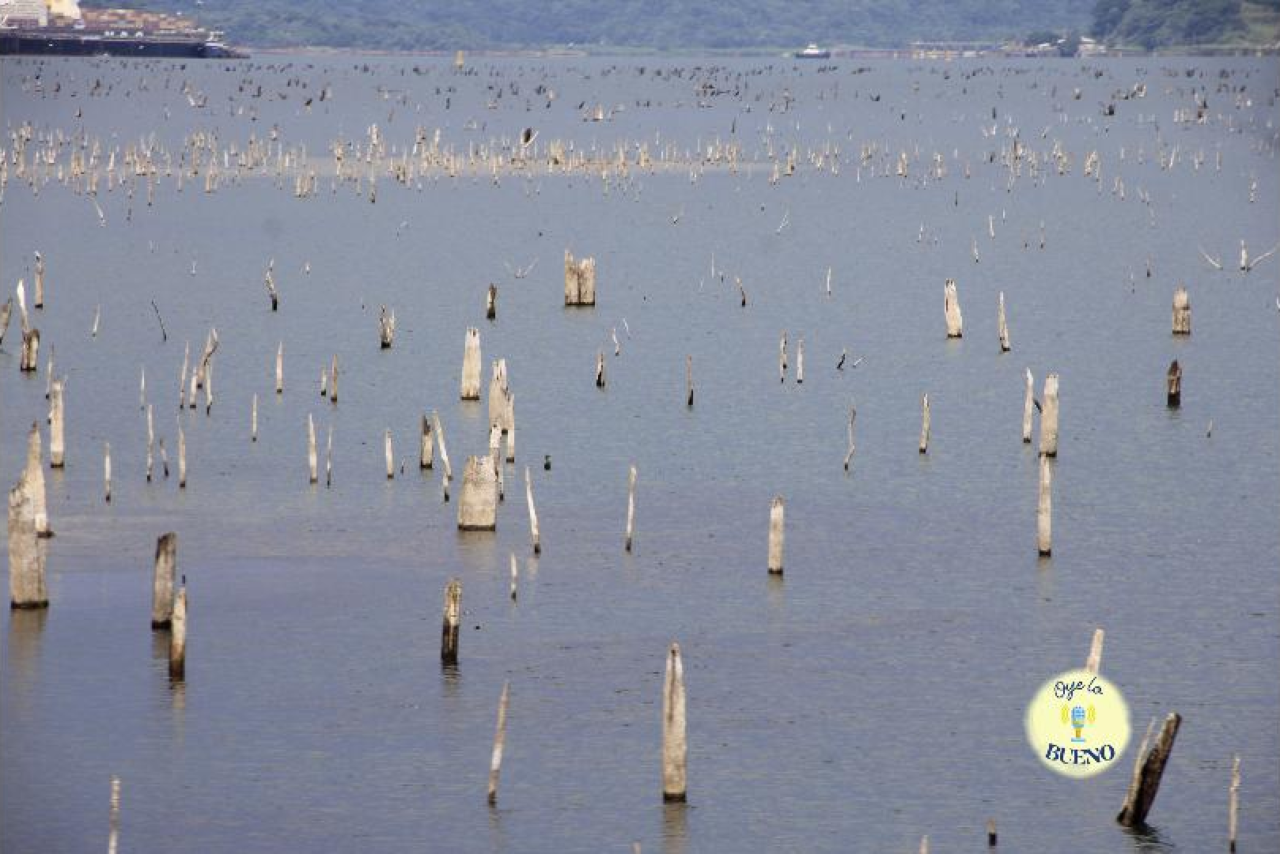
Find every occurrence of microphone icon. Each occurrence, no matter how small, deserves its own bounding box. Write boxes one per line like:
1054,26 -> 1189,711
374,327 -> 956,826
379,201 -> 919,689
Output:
1062,703 -> 1097,743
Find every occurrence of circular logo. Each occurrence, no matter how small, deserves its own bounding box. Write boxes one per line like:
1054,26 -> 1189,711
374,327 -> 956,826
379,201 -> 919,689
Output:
1025,669 -> 1130,779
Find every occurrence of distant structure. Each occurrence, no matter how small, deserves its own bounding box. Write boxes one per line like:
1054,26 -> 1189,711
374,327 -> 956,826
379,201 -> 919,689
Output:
0,0 -> 244,57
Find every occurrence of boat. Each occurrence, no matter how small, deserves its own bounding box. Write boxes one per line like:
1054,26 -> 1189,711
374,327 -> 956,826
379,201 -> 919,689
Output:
0,26 -> 246,58
794,43 -> 831,59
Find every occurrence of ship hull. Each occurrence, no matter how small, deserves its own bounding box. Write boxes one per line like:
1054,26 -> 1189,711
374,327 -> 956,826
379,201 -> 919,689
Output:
0,31 -> 242,58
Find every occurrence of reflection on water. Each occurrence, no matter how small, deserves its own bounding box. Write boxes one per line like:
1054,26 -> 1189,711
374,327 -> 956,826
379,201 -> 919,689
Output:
5,608 -> 47,693
662,802 -> 688,854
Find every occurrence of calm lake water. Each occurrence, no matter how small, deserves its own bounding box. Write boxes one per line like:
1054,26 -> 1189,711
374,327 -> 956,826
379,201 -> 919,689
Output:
1,53 -> 1277,853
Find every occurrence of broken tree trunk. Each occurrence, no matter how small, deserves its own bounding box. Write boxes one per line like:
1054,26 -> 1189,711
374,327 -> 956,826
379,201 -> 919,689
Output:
662,642 -> 687,803
944,278 -> 963,338
20,328 -> 40,372
461,328 -> 482,400
998,291 -> 1011,351
1117,712 -> 1182,827
307,414 -> 318,484
458,456 -> 498,530
919,393 -> 930,454
1022,369 -> 1035,444
564,250 -> 597,306
1037,454 -> 1052,556
151,533 -> 177,628
276,342 -> 284,394
419,415 -> 434,469
525,466 -> 541,555
768,496 -> 785,574
1039,373 -> 1059,457
8,475 -> 47,609
433,412 -> 452,501
487,680 -> 510,805
169,582 -> 187,679
625,464 -> 637,552
1172,287 -> 1191,335
378,305 -> 396,349
24,423 -> 50,537
1086,628 -> 1104,674
49,378 -> 65,467
1166,360 -> 1181,408
441,579 -> 461,665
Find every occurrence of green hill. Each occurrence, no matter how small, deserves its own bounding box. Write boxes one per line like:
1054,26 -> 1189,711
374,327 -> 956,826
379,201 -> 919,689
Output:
1090,0 -> 1280,49
79,0 -> 1095,51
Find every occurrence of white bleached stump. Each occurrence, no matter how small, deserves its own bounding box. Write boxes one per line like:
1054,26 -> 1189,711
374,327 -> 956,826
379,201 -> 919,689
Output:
1037,454 -> 1052,557
487,680 -> 510,805
458,456 -> 498,531
564,250 -> 597,306
1039,374 -> 1059,457
767,496 -> 785,574
441,579 -> 461,665
169,582 -> 187,679
461,328 -> 482,400
624,464 -> 637,552
419,415 -> 434,469
1171,286 -> 1190,335
151,532 -> 177,628
8,475 -> 47,609
1022,369 -> 1035,444
997,291 -> 1011,351
662,642 -> 687,803
49,378 -> 66,468
944,278 -> 963,338
919,393 -> 930,454
525,466 -> 541,555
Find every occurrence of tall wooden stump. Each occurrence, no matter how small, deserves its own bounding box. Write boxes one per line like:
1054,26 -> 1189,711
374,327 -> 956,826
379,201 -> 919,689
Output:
767,496 -> 785,574
24,423 -> 50,537
1022,369 -> 1034,444
441,579 -> 461,666
944,278 -> 963,338
8,477 -> 47,609
487,680 -> 510,805
918,393 -> 930,454
151,533 -> 178,628
662,642 -> 687,803
49,378 -> 66,467
1039,374 -> 1059,457
525,466 -> 541,555
419,415 -> 434,469
1117,713 -> 1182,827
486,284 -> 497,320
564,250 -> 597,306
458,456 -> 498,530
461,328 -> 482,400
169,583 -> 187,680
624,465 -> 637,552
1166,360 -> 1181,408
997,291 -> 1011,351
1171,287 -> 1191,335
1036,454 -> 1053,557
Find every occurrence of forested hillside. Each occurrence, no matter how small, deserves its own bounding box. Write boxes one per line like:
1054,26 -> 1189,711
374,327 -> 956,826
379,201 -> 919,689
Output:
80,0 -> 1094,51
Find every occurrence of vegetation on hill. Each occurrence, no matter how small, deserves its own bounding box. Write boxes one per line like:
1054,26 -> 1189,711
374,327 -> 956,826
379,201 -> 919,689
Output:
79,0 -> 1096,51
1090,0 -> 1280,49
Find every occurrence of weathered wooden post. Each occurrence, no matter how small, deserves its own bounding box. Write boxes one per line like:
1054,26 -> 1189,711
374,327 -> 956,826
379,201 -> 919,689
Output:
1039,373 -> 1059,457
986,818 -> 997,847
419,415 -> 434,469
1172,287 -> 1191,335
251,394 -> 258,442
178,343 -> 190,409
488,425 -> 504,501
595,351 -> 606,387
458,456 -> 498,530
177,424 -> 187,489
564,250 -> 597,306
509,553 -> 519,601
20,328 -> 40,372
461,328 -> 482,400
104,443 -> 112,502
525,466 -> 541,555
487,680 -> 510,805
8,475 -> 47,609
505,395 -> 516,463
768,496 -> 785,574
625,464 -> 637,552
1037,454 -> 1052,556
151,533 -> 177,628
307,414 -> 318,484
844,405 -> 857,470
379,306 -> 396,350
998,292 -> 1011,351
328,354 -> 339,404
385,430 -> 394,479
49,378 -> 66,467
1228,755 -> 1240,852
486,284 -> 497,320
33,250 -> 45,308
1117,712 -> 1182,827
778,332 -> 788,383
1086,628 -> 1104,673
441,579 -> 461,665
944,278 -> 963,338
24,423 -> 50,537
1166,360 -> 1181,408
275,342 -> 284,394
169,580 -> 187,679
918,393 -> 930,454
146,405 -> 155,482
1022,369 -> 1035,444
326,425 -> 334,488
686,355 -> 694,407
320,367 -> 328,398
433,412 -> 452,500
662,642 -> 687,803
139,367 -> 146,411
107,776 -> 121,854
796,337 -> 805,384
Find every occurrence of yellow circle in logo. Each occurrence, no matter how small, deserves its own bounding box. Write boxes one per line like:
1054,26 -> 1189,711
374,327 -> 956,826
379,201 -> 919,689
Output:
1025,669 -> 1131,779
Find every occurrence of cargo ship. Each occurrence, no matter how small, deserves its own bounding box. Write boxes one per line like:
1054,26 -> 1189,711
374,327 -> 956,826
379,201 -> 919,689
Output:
1,0 -> 246,58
